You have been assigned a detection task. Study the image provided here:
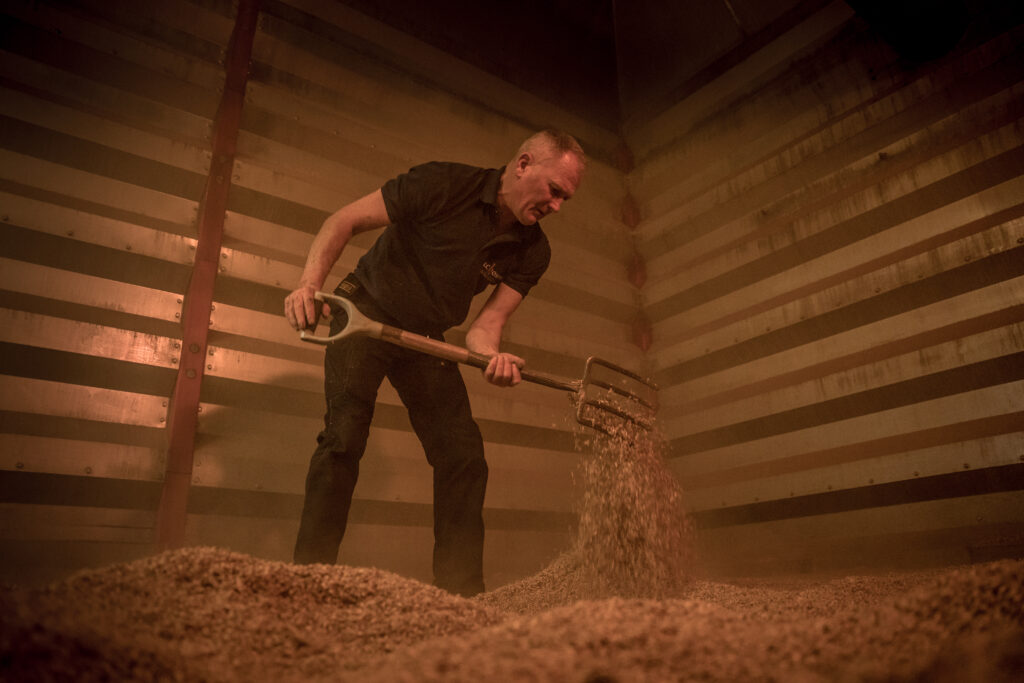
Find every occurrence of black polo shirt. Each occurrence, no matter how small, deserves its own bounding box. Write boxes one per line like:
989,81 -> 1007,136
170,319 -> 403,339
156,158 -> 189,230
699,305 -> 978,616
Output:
352,162 -> 551,335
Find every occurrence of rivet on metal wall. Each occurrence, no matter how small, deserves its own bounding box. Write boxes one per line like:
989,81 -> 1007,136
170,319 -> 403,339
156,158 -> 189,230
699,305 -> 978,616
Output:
85,467 -> 92,474
186,369 -> 196,378
189,343 -> 201,353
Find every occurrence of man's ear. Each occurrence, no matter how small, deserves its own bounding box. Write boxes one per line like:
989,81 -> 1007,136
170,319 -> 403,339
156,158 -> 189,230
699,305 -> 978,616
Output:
515,153 -> 531,177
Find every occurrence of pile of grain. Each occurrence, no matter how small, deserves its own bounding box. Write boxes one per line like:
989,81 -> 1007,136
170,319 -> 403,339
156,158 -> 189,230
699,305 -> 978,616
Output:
0,547 -> 505,682
357,559 -> 1024,682
3,550 -> 1021,681
3,412 -> 1022,681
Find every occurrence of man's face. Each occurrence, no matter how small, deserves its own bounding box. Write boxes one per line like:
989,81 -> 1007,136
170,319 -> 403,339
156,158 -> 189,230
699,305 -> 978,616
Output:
509,151 -> 582,226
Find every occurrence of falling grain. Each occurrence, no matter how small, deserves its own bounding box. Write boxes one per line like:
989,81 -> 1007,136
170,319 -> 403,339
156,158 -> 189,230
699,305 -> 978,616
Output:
479,413 -> 695,614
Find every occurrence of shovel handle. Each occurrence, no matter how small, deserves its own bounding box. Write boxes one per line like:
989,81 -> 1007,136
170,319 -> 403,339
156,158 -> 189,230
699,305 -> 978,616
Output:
299,292 -> 579,392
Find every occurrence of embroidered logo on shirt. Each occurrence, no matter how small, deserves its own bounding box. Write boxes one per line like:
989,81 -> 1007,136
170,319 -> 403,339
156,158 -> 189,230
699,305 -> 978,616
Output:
480,261 -> 503,284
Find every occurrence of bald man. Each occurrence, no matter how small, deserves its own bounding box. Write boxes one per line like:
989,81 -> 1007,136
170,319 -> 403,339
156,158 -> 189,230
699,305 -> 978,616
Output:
285,130 -> 585,596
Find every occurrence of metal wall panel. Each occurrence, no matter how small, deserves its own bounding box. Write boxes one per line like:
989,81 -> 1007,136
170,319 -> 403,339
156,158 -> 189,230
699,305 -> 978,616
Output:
0,0 -> 640,587
15,0 -> 1017,587
629,5 -> 1024,574
0,0 -> 232,582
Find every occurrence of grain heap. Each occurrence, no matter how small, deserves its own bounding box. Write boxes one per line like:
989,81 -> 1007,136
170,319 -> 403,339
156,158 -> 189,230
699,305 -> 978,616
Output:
353,559 -> 1024,682
3,401 -> 1023,681
4,552 -> 1021,681
0,547 -> 506,682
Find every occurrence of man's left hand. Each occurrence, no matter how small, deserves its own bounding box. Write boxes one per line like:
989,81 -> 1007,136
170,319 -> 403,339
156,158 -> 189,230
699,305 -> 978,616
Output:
484,353 -> 524,387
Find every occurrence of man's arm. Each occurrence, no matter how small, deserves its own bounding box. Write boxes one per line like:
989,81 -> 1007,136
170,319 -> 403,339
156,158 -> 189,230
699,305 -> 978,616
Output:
284,189 -> 389,330
465,283 -> 527,387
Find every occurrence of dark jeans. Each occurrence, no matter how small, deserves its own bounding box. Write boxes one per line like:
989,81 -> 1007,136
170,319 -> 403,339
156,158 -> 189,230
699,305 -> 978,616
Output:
293,287 -> 488,597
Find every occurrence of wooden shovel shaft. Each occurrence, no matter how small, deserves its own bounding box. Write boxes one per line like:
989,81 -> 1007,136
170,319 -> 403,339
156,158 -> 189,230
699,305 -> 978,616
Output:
380,324 -> 580,392
300,292 -> 580,393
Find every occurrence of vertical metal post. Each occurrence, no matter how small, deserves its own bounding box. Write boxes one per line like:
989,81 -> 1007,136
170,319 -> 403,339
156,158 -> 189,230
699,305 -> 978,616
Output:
155,0 -> 261,550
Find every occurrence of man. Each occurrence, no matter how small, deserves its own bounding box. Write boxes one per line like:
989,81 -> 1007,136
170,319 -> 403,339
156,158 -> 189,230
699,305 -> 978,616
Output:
284,130 -> 586,596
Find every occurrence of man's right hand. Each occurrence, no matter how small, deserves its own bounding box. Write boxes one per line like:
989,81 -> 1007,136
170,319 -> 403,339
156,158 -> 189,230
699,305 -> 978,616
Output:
285,284 -> 330,331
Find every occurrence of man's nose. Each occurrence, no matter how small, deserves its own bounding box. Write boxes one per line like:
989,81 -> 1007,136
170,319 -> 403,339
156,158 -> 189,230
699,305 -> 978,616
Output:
549,197 -> 563,212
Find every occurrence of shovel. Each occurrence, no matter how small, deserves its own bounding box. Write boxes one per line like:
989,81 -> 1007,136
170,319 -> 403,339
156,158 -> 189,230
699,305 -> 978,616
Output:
298,291 -> 657,435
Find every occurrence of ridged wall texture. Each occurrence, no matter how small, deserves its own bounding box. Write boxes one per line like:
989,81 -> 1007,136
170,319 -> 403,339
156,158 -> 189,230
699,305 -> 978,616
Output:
0,0 -> 638,588
629,1 -> 1024,574
2,0 -> 1022,587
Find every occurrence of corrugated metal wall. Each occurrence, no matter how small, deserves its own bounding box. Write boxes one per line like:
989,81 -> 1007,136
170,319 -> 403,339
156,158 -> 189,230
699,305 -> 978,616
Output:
5,0 -> 1021,588
629,2 -> 1024,574
0,0 -> 234,582
0,0 -> 641,588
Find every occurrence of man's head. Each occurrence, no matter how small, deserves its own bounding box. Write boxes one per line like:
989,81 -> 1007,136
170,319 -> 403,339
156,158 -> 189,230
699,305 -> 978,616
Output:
500,130 -> 586,226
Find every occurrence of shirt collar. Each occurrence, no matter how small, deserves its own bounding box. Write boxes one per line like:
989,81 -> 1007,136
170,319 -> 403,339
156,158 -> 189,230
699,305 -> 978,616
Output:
481,167 -> 533,234
481,167 -> 502,207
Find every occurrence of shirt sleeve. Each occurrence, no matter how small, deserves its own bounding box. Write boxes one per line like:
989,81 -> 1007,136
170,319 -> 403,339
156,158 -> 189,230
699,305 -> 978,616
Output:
380,162 -> 474,226
502,233 -> 551,298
